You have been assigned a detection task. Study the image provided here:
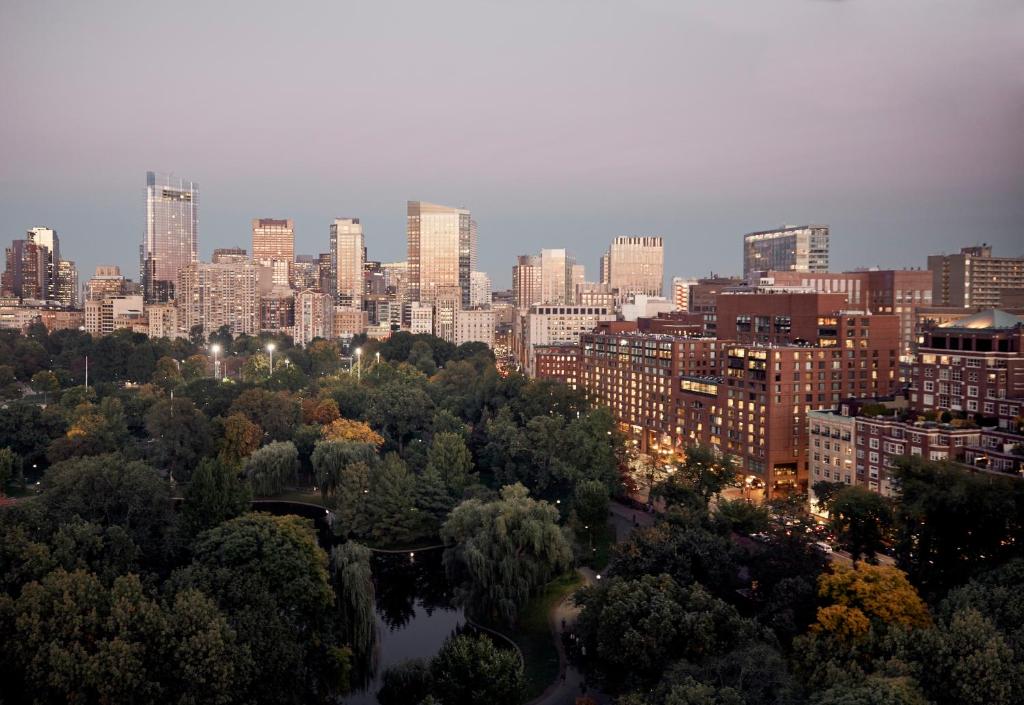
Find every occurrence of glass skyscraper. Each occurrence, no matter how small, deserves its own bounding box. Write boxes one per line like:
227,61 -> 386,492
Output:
330,218 -> 365,309
407,201 -> 474,307
142,171 -> 198,303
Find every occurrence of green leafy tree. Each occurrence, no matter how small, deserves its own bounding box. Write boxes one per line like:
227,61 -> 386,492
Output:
182,457 -> 252,535
361,453 -> 420,545
574,479 -> 610,527
244,441 -> 299,497
429,634 -> 524,705
311,441 -> 377,534
145,397 -> 214,482
441,483 -> 572,624
366,379 -> 433,452
829,485 -> 892,563
425,431 -> 475,498
0,447 -> 23,494
151,355 -> 183,392
377,659 -> 433,705
329,542 -> 377,662
482,407 -> 531,486
229,388 -> 302,442
676,445 -> 737,506
407,340 -> 437,376
30,369 -> 59,403
811,480 -> 848,515
0,364 -> 21,399
174,513 -> 339,704
181,353 -> 208,381
242,352 -> 271,383
713,499 -> 770,535
809,677 -> 929,705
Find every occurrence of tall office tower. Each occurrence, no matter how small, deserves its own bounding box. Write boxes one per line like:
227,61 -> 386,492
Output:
470,219 -> 479,273
604,236 -> 665,299
470,271 -> 492,307
433,285 -> 463,343
928,245 -> 1024,309
212,247 -> 248,264
330,218 -> 365,308
177,262 -> 259,337
407,201 -> 472,307
141,171 -> 198,303
56,261 -> 78,308
540,249 -> 576,305
86,266 -> 127,301
251,218 -> 294,287
2,235 -> 45,299
571,264 -> 586,303
742,225 -> 829,280
512,254 -> 542,310
671,277 -> 697,311
27,227 -> 60,300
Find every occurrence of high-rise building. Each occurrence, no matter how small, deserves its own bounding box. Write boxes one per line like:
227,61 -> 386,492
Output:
470,271 -> 492,307
27,227 -> 60,301
86,266 -> 127,302
540,249 -> 577,305
84,295 -> 144,336
147,303 -> 181,339
514,304 -> 616,376
142,171 -> 198,303
928,245 -> 1024,309
407,201 -> 473,307
294,289 -> 334,345
177,261 -> 259,337
56,260 -> 78,309
743,225 -> 829,280
330,218 -> 365,308
212,247 -> 249,264
603,236 -> 664,299
251,219 -> 294,287
512,255 -> 542,310
2,235 -> 45,300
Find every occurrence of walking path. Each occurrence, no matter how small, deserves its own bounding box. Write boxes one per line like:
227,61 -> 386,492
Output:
527,501 -> 653,705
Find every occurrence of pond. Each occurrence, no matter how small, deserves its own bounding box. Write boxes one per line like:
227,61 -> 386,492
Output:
345,549 -> 465,704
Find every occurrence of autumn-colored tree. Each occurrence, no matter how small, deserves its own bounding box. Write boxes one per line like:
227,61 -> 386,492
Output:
218,413 -> 262,465
813,563 -> 932,643
305,398 -> 341,425
321,418 -> 384,447
181,353 -> 209,381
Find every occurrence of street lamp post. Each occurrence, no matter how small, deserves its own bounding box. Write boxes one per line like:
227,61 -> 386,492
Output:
266,343 -> 276,375
211,344 -> 221,380
355,347 -> 362,381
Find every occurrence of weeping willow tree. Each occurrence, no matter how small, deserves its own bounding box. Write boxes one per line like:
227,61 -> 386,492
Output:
330,542 -> 377,662
441,483 -> 573,625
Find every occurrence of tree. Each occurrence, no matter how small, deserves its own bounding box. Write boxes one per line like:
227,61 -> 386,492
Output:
181,353 -> 208,381
151,355 -> 183,392
574,479 -> 610,528
47,398 -> 131,462
40,453 -> 176,562
0,364 -> 20,399
175,513 -> 339,704
244,441 -> 299,497
809,677 -> 929,705
713,499 -> 770,535
378,659 -> 433,705
218,412 -> 263,466
311,441 -> 377,534
892,456 -> 1023,597
145,397 -> 213,482
425,431 -> 475,497
366,379 -> 433,452
242,352 -> 271,383
812,564 -> 931,644
574,574 -> 761,689
430,634 -> 523,705
811,480 -> 847,515
0,447 -> 22,494
408,340 -> 437,376
30,369 -> 59,403
441,483 -> 572,624
676,445 -> 737,506
8,569 -> 244,705
482,407 -> 531,486
307,397 -> 341,424
329,542 -> 377,665
361,454 -> 421,545
229,388 -> 301,442
322,417 -> 385,447
829,486 -> 892,563
182,457 -> 252,535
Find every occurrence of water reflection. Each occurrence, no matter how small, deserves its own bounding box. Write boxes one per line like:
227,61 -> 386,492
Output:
345,550 -> 463,704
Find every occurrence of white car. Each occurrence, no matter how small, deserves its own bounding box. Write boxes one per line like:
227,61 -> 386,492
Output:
815,541 -> 834,554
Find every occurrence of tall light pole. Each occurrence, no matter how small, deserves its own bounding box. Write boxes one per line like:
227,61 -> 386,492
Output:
211,344 -> 221,380
266,343 -> 276,375
355,347 -> 362,381
375,351 -> 380,365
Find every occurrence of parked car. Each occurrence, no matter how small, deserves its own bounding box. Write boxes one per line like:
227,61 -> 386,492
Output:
815,541 -> 834,554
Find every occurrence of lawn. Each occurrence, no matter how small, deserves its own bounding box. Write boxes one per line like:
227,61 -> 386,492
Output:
507,571 -> 584,702
260,488 -> 326,505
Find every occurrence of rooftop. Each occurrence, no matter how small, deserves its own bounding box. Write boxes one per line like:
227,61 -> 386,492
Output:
938,309 -> 1023,330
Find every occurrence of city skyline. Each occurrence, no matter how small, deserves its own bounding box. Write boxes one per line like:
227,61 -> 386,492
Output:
2,1 -> 1021,287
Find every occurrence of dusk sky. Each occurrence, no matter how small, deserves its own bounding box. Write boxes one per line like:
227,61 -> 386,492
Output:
2,0 -> 1022,287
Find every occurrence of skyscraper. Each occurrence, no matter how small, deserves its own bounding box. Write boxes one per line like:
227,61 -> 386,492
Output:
604,236 -> 664,299
252,218 -> 294,287
56,260 -> 78,309
470,271 -> 492,307
27,227 -> 60,301
927,245 -> 1024,309
407,201 -> 473,307
743,225 -> 829,280
177,261 -> 259,337
142,171 -> 198,303
512,254 -> 543,310
330,218 -> 365,309
540,249 -> 575,305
